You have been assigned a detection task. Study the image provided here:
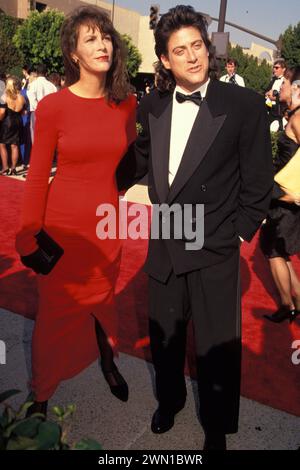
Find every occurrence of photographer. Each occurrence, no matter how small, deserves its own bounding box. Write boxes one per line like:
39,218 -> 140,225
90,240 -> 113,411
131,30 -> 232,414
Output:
265,58 -> 286,129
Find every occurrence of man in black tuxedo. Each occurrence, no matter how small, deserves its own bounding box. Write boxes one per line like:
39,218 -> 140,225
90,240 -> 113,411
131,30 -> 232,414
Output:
118,5 -> 273,450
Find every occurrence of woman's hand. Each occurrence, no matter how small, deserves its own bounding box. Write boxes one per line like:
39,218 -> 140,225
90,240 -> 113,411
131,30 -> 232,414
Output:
279,191 -> 300,205
20,248 -> 48,274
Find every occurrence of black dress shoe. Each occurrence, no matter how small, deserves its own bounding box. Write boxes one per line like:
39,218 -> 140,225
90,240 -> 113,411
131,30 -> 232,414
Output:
26,400 -> 48,419
203,432 -> 227,450
151,402 -> 185,434
101,360 -> 129,402
264,306 -> 297,323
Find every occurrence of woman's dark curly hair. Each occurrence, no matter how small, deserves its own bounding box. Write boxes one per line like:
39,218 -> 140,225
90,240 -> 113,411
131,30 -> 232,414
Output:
60,5 -> 131,103
154,5 -> 218,92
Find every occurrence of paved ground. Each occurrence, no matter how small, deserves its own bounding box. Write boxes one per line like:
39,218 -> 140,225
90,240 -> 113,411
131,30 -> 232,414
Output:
1,308 -> 299,450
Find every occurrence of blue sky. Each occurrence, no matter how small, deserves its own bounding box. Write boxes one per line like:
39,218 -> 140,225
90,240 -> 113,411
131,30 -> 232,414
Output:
112,0 -> 299,50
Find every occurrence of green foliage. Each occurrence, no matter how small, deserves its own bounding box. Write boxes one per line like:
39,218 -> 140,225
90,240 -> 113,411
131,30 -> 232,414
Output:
271,132 -> 279,160
281,23 -> 300,67
0,389 -> 102,450
136,122 -> 143,135
6,65 -> 23,79
0,12 -> 24,75
11,10 -> 142,78
0,11 -> 23,39
220,44 -> 272,94
13,9 -> 65,74
122,34 -> 142,78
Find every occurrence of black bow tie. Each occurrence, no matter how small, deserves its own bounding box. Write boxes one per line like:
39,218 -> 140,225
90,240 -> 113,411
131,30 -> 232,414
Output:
175,91 -> 202,106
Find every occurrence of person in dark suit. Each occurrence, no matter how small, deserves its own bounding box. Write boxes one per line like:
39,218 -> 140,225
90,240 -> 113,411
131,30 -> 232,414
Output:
117,5 -> 273,450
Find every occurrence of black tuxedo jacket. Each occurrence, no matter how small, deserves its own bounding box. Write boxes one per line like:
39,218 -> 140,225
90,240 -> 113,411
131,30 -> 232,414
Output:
118,79 -> 273,282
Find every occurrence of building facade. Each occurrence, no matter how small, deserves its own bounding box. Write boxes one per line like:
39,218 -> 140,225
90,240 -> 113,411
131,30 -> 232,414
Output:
0,1 -> 276,73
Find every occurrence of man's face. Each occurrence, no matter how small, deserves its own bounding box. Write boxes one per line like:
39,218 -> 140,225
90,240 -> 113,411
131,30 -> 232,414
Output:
161,26 -> 209,93
226,62 -> 236,76
273,63 -> 285,78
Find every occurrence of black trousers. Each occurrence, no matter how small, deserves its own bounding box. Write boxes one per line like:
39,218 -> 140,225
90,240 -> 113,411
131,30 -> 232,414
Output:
149,249 -> 241,434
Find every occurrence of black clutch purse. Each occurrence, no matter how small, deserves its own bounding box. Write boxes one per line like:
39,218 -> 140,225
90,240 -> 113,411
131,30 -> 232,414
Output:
20,229 -> 64,275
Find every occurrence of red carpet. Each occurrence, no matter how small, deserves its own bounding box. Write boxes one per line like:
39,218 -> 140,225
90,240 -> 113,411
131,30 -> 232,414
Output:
1,177 -> 300,416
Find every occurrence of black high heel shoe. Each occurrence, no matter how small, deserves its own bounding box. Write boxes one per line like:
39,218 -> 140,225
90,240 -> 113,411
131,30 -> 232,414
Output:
26,400 -> 48,419
101,360 -> 129,402
264,305 -> 298,323
289,309 -> 299,323
8,168 -> 17,176
0,169 -> 10,175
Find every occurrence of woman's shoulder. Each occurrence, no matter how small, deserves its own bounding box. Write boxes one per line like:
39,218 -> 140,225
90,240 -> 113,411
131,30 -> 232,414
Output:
288,112 -> 300,145
119,93 -> 137,112
291,111 -> 300,130
36,88 -> 67,115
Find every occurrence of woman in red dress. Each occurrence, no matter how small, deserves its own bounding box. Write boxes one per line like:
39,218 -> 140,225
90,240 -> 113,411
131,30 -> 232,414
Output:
16,5 -> 136,415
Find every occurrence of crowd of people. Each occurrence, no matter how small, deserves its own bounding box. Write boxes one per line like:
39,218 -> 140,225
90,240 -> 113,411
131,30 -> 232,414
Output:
1,4 -> 299,451
0,65 -> 64,176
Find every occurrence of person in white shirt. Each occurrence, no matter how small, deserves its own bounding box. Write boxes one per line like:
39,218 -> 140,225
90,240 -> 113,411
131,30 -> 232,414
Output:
220,58 -> 245,87
27,64 -> 57,142
265,58 -> 287,129
0,74 -> 6,104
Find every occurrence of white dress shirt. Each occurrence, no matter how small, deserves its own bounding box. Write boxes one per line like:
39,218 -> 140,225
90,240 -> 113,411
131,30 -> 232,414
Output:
27,76 -> 57,111
169,79 -> 210,186
0,80 -> 5,104
265,76 -> 284,109
219,73 -> 245,87
168,79 -> 244,243
271,75 -> 284,94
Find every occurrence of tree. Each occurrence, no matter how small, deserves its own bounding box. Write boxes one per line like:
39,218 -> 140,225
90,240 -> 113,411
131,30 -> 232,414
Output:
281,22 -> 300,67
0,10 -> 23,38
12,11 -> 142,78
13,9 -> 65,74
220,44 -> 272,94
122,34 -> 142,78
0,12 -> 24,76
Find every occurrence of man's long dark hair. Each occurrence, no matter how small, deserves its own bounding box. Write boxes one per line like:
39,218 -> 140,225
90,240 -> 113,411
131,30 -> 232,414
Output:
154,5 -> 218,92
60,5 -> 131,103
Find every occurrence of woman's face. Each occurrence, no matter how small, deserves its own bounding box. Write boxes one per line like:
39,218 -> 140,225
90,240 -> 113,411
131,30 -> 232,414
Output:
72,24 -> 113,77
280,76 -> 292,104
279,77 -> 292,103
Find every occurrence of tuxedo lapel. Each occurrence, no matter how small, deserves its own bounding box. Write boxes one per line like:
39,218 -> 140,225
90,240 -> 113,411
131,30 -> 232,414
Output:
167,94 -> 226,204
149,97 -> 173,203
